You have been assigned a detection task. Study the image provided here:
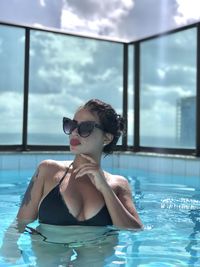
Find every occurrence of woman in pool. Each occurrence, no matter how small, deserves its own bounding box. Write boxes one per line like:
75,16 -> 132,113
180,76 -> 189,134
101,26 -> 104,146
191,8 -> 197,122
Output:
17,99 -> 142,230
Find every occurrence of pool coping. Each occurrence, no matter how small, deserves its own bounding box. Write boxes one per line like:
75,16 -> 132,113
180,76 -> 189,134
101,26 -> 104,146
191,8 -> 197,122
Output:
0,151 -> 199,178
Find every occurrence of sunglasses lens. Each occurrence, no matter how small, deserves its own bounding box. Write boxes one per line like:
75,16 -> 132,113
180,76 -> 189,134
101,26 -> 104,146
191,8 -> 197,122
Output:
79,122 -> 95,137
63,118 -> 75,135
63,118 -> 99,137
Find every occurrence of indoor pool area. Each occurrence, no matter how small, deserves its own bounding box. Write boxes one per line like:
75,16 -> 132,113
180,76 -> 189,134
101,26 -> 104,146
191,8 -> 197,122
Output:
1,1 -> 200,266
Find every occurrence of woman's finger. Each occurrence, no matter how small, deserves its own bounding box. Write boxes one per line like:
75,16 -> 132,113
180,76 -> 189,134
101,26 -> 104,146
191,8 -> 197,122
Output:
80,154 -> 96,163
74,167 -> 98,178
73,163 -> 98,173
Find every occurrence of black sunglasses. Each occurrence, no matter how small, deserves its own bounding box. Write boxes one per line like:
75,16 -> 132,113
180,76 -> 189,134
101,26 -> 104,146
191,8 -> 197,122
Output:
63,117 -> 104,138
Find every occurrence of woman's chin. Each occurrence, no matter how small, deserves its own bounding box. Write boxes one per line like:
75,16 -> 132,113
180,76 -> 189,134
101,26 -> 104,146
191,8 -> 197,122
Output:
70,145 -> 80,152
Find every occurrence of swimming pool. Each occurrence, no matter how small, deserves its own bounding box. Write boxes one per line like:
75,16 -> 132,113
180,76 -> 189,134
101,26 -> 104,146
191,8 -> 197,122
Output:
0,167 -> 200,267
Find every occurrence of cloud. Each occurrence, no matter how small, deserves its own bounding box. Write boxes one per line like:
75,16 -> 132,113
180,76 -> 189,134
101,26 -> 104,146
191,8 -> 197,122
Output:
28,91 -> 83,129
0,0 -> 198,139
0,92 -> 23,132
140,27 -> 196,93
117,0 -> 178,41
138,26 -> 196,138
174,0 -> 200,25
29,31 -> 97,93
0,24 -> 123,135
0,0 -> 199,42
64,0 -> 134,20
62,0 -> 135,40
140,100 -> 176,138
61,0 -> 200,41
27,30 -> 123,109
61,0 -> 180,41
0,0 -> 63,28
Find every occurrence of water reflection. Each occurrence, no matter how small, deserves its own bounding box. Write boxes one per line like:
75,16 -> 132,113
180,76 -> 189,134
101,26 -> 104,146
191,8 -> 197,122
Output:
21,225 -> 119,267
185,208 -> 200,266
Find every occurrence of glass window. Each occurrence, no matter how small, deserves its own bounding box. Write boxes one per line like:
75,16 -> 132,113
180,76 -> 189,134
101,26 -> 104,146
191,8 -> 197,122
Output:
140,28 -> 196,148
0,25 -> 25,145
28,31 -> 123,145
128,44 -> 134,146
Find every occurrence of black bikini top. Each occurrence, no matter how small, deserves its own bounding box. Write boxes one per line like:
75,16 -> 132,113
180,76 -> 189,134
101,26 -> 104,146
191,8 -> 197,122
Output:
38,163 -> 113,226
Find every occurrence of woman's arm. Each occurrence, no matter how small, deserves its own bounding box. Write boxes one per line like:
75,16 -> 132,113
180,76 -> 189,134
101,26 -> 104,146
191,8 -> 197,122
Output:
17,162 -> 45,225
0,162 -> 45,262
98,175 -> 143,229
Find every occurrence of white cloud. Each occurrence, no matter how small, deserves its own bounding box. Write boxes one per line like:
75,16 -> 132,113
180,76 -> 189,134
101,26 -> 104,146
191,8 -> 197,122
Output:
61,0 -> 135,40
0,92 -> 23,132
141,100 -> 176,137
61,0 -> 199,41
64,68 -> 83,85
147,84 -> 193,99
95,68 -> 116,81
40,0 -> 46,7
61,9 -> 86,30
28,92 -> 84,133
157,68 -> 166,79
0,0 -> 199,41
0,0 -> 198,139
174,0 -> 200,25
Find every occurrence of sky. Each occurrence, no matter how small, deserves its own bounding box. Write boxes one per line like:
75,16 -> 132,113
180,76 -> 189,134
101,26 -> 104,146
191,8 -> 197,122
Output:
0,0 -> 198,146
0,0 -> 200,41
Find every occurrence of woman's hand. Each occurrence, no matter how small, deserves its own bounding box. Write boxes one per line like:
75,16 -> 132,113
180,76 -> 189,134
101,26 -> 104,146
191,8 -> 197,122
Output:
73,154 -> 108,192
73,154 -> 143,229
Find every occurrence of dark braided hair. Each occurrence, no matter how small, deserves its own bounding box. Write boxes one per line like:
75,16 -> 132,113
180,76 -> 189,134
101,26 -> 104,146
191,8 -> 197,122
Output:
83,99 -> 125,155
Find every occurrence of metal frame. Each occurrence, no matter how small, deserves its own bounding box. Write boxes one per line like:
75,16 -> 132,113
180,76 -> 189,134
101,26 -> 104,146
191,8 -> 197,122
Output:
122,43 -> 128,148
0,21 -> 199,156
196,23 -> 200,156
133,42 -> 140,152
22,28 -> 30,151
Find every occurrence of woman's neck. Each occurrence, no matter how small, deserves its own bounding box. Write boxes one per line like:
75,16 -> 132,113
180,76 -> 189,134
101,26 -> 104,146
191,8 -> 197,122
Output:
72,153 -> 101,169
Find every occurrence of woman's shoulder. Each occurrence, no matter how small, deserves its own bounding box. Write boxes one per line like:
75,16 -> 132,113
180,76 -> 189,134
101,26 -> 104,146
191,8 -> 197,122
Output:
38,159 -> 72,169
105,171 -> 129,188
33,160 -> 73,186
108,173 -> 131,197
36,159 -> 72,178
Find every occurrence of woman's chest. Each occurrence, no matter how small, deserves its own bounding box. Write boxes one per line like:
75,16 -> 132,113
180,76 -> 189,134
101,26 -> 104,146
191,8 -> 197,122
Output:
61,176 -> 104,216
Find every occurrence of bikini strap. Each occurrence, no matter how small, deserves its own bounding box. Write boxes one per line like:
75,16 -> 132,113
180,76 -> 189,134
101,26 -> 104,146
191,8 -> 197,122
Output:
59,162 -> 73,185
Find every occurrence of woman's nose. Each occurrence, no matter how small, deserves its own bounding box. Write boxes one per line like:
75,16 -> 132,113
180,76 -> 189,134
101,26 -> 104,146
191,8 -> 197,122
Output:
70,127 -> 79,135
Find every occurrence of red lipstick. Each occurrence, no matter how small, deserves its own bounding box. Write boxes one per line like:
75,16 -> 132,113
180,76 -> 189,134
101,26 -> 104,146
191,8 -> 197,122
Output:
70,139 -> 81,146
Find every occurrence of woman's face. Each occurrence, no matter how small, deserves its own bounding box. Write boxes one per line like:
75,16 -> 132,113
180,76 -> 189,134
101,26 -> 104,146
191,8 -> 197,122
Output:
69,108 -> 105,156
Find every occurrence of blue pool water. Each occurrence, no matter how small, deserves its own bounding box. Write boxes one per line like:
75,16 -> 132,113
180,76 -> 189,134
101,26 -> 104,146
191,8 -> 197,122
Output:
0,168 -> 200,267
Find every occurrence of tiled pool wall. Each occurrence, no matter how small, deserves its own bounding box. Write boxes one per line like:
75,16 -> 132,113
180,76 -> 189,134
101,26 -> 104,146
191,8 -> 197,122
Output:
0,151 -> 200,178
